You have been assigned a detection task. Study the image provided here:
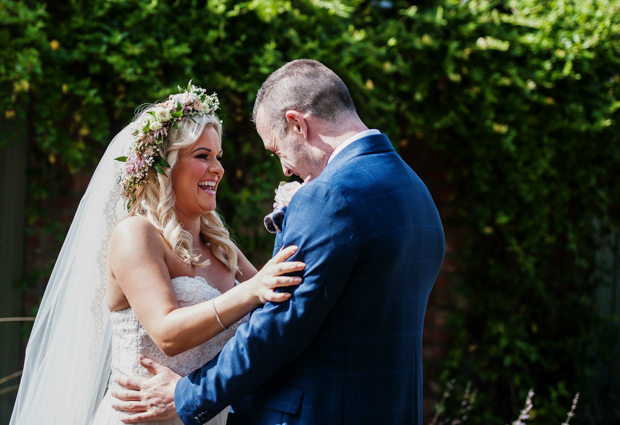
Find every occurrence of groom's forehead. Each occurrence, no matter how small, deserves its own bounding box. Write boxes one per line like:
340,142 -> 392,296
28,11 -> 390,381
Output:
255,109 -> 277,149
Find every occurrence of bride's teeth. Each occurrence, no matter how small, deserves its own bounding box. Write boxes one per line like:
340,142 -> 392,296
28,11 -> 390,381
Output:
199,181 -> 216,190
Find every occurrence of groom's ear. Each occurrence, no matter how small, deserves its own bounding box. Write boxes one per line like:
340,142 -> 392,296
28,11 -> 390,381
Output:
285,110 -> 309,139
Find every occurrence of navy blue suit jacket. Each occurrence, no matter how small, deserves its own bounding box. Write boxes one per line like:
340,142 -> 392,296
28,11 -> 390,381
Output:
175,134 -> 445,424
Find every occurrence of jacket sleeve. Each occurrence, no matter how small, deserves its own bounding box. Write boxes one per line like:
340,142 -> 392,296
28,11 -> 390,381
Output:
175,181 -> 360,424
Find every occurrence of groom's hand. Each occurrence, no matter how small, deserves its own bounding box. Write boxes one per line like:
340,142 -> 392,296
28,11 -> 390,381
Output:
111,355 -> 181,423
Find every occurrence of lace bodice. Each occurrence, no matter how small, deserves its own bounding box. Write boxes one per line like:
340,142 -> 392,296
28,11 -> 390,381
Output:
108,276 -> 246,390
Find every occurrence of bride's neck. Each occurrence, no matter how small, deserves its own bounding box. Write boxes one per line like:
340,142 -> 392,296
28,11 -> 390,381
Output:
174,208 -> 202,248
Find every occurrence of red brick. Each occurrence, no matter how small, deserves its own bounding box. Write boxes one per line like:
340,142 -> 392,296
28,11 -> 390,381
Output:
26,235 -> 39,249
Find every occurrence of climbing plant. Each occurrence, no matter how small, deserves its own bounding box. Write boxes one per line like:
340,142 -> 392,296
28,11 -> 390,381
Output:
2,0 -> 619,422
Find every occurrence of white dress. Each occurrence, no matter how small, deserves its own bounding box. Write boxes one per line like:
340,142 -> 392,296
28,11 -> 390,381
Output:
90,276 -> 247,425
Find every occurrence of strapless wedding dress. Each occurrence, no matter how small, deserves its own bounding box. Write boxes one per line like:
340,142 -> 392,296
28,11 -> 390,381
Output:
90,276 -> 246,425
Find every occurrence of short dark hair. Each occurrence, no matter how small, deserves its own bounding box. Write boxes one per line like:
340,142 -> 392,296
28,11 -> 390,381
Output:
253,59 -> 357,135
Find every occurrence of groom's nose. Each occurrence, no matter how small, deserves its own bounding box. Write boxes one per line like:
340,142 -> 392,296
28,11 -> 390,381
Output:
282,164 -> 293,176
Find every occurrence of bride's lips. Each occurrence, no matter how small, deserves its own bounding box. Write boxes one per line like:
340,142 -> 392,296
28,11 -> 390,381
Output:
198,178 -> 218,195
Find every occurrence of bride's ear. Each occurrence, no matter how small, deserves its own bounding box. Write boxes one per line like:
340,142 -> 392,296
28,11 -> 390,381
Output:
285,110 -> 308,139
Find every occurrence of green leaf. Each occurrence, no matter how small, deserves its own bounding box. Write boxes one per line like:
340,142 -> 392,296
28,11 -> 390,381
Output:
153,162 -> 167,176
178,85 -> 183,93
142,121 -> 150,133
187,79 -> 193,91
171,111 -> 183,118
155,156 -> 170,168
114,156 -> 127,162
147,111 -> 156,117
188,114 -> 196,123
172,121 -> 178,129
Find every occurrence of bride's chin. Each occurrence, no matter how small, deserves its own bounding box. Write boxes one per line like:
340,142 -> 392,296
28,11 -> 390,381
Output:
198,201 -> 216,215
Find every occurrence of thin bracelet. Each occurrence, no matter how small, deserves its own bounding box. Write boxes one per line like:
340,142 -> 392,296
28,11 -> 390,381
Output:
212,298 -> 229,330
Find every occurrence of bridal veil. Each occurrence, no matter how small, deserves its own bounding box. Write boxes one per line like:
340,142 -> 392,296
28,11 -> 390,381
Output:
10,126 -> 131,424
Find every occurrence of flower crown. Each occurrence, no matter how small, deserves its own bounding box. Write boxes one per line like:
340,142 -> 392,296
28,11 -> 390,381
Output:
115,81 -> 219,209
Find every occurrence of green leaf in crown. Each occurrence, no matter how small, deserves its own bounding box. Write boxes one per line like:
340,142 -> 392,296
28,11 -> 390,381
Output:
116,81 -> 220,210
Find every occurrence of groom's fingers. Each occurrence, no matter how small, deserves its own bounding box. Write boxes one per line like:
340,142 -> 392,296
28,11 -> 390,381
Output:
120,410 -> 160,423
115,375 -> 143,391
111,400 -> 147,412
110,388 -> 141,402
138,355 -> 163,374
120,412 -> 148,423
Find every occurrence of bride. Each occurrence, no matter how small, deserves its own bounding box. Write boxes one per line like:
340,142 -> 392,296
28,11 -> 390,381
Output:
10,84 -> 304,425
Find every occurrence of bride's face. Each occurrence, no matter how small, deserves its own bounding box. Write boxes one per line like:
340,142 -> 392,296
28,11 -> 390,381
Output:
172,125 -> 224,217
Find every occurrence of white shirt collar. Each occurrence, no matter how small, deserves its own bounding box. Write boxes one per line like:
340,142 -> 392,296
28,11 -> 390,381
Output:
327,129 -> 380,165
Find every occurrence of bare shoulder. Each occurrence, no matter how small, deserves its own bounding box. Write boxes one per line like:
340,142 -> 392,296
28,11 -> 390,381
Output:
108,216 -> 166,262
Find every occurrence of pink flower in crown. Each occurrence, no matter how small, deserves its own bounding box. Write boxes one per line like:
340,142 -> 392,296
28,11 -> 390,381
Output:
116,81 -> 219,209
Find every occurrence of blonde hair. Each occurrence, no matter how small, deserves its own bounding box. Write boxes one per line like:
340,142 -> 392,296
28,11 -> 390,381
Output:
127,108 -> 238,271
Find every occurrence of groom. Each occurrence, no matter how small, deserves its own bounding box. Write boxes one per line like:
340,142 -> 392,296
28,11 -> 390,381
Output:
113,59 -> 445,424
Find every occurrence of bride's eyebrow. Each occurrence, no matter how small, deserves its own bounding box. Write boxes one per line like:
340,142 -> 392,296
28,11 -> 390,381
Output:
191,147 -> 224,156
191,147 -> 212,154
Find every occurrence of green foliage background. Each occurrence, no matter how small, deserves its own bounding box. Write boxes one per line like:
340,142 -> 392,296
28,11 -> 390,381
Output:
2,0 -> 619,422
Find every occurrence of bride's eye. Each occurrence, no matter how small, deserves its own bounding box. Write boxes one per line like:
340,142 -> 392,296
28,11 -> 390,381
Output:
216,156 -> 222,161
196,154 -> 209,160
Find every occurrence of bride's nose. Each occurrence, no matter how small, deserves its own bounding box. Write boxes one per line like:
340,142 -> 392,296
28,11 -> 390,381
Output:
210,160 -> 224,175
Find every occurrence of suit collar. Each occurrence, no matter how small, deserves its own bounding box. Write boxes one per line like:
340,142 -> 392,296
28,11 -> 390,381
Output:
322,133 -> 394,176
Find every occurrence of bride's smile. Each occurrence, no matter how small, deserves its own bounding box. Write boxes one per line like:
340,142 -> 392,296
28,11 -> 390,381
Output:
172,125 -> 224,217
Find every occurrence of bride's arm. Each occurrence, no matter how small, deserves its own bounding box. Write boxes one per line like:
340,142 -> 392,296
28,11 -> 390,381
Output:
234,246 -> 258,283
108,217 -> 304,357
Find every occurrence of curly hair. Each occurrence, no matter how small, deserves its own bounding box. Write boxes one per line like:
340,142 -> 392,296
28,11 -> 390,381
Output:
127,109 -> 238,271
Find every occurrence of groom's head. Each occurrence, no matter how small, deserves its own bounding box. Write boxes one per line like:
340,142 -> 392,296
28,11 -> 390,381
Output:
253,59 -> 364,180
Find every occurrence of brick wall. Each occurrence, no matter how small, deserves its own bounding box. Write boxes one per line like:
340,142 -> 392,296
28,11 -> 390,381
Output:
22,167 -> 92,318
399,136 -> 462,423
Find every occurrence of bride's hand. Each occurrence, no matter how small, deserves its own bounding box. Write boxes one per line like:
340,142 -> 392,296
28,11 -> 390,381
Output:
251,245 -> 305,304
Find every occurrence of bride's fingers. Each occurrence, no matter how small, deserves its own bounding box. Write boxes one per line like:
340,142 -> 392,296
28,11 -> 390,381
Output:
272,245 -> 298,263
271,276 -> 302,288
264,291 -> 293,303
276,261 -> 305,275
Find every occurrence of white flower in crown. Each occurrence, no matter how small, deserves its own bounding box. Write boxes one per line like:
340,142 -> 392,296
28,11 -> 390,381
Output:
154,107 -> 172,122
115,80 -> 219,210
274,181 -> 303,209
149,120 -> 162,131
